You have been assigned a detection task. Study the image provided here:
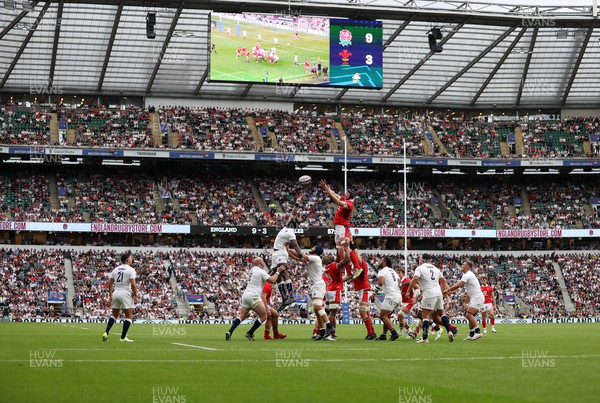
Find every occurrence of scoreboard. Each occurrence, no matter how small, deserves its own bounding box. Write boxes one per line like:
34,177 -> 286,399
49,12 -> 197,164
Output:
329,19 -> 383,89
209,13 -> 383,89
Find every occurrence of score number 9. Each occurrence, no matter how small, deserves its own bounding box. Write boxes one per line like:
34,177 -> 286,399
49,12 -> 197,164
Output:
252,228 -> 267,235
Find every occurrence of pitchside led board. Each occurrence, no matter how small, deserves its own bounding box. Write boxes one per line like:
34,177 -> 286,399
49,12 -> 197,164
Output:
209,13 -> 382,89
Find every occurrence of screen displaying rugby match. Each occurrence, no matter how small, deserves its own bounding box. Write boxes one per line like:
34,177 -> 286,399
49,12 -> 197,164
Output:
209,13 -> 383,88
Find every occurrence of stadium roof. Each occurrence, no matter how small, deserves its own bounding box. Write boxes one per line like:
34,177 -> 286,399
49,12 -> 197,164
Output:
0,0 -> 599,109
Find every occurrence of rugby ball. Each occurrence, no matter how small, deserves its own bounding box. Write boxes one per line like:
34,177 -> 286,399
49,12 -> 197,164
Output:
298,175 -> 312,186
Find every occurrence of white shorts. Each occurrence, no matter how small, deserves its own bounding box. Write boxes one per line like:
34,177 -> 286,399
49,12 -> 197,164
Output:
242,292 -> 262,309
270,250 -> 289,269
325,290 -> 341,310
481,302 -> 494,312
468,294 -> 485,311
112,291 -> 134,310
421,295 -> 444,311
334,225 -> 350,244
380,295 -> 401,312
310,281 -> 326,301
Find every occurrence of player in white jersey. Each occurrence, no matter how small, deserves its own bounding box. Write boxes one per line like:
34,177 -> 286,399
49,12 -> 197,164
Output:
270,194 -> 304,311
290,245 -> 335,340
102,251 -> 139,343
371,257 -> 402,341
408,254 -> 457,343
444,261 -> 484,341
226,257 -> 284,341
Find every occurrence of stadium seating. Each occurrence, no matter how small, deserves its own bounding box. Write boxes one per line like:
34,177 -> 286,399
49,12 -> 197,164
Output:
0,248 -> 66,318
159,106 -> 254,151
71,250 -> 176,319
0,108 -> 51,145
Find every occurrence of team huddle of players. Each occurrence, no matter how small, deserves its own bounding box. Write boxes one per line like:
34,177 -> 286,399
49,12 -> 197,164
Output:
225,181 -> 497,342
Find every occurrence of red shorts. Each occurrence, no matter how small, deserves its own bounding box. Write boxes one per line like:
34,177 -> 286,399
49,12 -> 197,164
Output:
402,302 -> 414,312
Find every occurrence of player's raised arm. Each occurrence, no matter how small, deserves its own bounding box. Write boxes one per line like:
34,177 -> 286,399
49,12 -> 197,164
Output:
290,193 -> 304,217
320,180 -> 347,208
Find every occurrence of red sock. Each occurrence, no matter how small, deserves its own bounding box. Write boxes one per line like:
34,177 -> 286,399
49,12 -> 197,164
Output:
449,324 -> 456,331
313,328 -> 318,335
350,250 -> 361,271
264,329 -> 270,336
490,318 -> 495,326
482,320 -> 487,329
364,318 -> 374,334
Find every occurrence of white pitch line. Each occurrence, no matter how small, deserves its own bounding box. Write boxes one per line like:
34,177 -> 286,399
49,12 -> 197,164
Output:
2,354 -> 599,364
171,342 -> 220,351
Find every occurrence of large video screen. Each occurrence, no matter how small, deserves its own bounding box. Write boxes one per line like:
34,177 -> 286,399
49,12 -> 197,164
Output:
209,13 -> 382,89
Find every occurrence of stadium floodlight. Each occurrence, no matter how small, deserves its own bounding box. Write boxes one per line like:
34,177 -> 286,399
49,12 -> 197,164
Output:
428,27 -> 443,53
555,30 -> 568,39
4,0 -> 16,9
146,12 -> 156,39
22,1 -> 34,12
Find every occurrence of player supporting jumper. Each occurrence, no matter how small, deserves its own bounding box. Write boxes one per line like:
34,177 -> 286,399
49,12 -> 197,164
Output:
261,281 -> 287,340
102,250 -> 139,343
398,267 -> 420,339
270,194 -> 304,311
291,245 -> 336,341
371,257 -> 402,341
320,254 -> 351,340
226,258 -> 284,341
480,276 -> 497,333
409,254 -> 458,343
444,261 -> 484,341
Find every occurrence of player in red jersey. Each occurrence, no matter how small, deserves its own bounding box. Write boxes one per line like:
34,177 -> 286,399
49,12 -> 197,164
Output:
480,276 -> 497,333
316,254 -> 353,340
397,267 -> 419,338
319,180 -> 363,278
341,252 -> 376,340
261,281 -> 287,340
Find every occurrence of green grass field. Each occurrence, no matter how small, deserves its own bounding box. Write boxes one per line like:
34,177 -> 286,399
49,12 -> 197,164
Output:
1,322 -> 599,403
210,17 -> 329,85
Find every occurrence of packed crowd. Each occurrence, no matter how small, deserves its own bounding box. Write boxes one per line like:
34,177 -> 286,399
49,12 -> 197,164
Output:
525,180 -> 585,229
433,178 -> 520,229
558,253 -> 600,314
0,249 -> 66,318
4,105 -> 600,162
159,106 -> 254,151
521,120 -> 586,158
159,175 -> 261,226
0,108 -> 51,145
60,107 -> 155,148
3,248 -> 597,320
71,250 -> 176,319
0,173 -> 55,222
341,114 -> 427,156
254,111 -> 333,153
56,172 -> 158,223
432,120 -> 506,158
